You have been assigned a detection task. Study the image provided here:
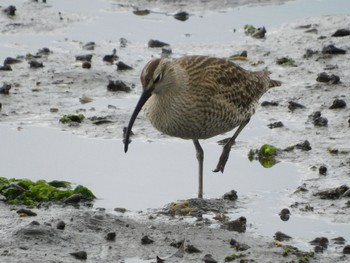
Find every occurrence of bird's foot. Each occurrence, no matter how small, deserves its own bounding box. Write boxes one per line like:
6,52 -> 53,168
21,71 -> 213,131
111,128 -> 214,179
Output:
213,145 -> 231,173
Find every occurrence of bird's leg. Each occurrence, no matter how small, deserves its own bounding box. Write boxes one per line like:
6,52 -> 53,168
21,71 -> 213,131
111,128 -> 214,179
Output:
193,139 -> 204,198
213,118 -> 250,173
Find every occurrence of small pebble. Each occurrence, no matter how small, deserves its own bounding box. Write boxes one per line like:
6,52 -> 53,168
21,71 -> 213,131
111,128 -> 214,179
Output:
329,99 -> 346,109
319,166 -> 327,175
0,65 -> 12,71
343,245 -> 350,254
332,28 -> 350,37
82,61 -> 91,69
310,237 -> 329,248
148,39 -> 170,48
185,244 -> 201,253
316,72 -> 340,84
223,216 -> 246,233
29,60 -> 44,68
64,194 -> 82,204
222,189 -> 238,201
56,220 -> 66,230
4,57 -> 22,65
141,235 -> 154,245
105,232 -> 116,241
252,27 -> 266,38
203,254 -> 218,263
288,101 -> 305,111
82,42 -> 95,50
75,54 -> 93,62
274,231 -> 292,241
133,9 -> 150,16
314,117 -> 328,127
267,121 -> 284,129
314,245 -> 324,253
173,11 -> 189,21
332,237 -> 346,245
4,5 -> 16,16
279,208 -> 290,221
296,140 -> 311,151
17,208 -> 37,217
107,80 -> 131,92
70,251 -> 87,260
0,83 -> 11,94
322,44 -> 346,55
261,101 -> 279,107
116,61 -> 133,70
230,238 -> 250,250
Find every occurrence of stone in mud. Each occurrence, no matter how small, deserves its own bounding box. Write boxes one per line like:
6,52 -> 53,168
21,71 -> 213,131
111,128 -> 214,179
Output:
252,27 -> 266,38
332,237 -> 346,245
133,9 -> 150,16
230,238 -> 250,251
203,254 -> 218,263
107,80 -> 131,92
4,5 -> 16,16
75,54 -> 93,62
56,220 -> 66,230
222,216 -> 246,233
310,237 -> 329,248
343,245 -> 350,254
37,47 -> 51,56
315,185 -> 349,200
314,116 -> 328,127
314,245 -> 324,253
279,208 -> 290,221
116,61 -> 133,70
173,11 -> 189,21
105,232 -> 116,241
296,140 -> 311,151
17,208 -> 37,217
316,72 -> 340,84
288,101 -> 305,111
4,57 -> 22,65
103,48 -> 118,63
319,166 -> 327,175
322,44 -> 346,55
64,194 -> 82,204
161,47 -> 172,56
0,83 -> 11,94
82,42 -> 95,50
222,190 -> 238,201
148,39 -> 170,48
0,65 -> 12,71
276,57 -> 296,66
29,60 -> 44,68
329,99 -> 346,109
261,101 -> 279,107
274,231 -> 292,241
267,121 -> 284,129
70,251 -> 87,260
82,61 -> 91,69
141,235 -> 154,245
303,49 -> 318,58
332,29 -> 350,37
185,244 -> 201,253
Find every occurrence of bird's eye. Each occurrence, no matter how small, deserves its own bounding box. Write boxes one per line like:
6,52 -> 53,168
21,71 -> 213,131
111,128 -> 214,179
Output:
154,73 -> 162,84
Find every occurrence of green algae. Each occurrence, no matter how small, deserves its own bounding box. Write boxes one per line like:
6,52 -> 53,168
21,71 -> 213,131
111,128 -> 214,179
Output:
59,114 -> 85,124
0,177 -> 95,207
248,144 -> 278,168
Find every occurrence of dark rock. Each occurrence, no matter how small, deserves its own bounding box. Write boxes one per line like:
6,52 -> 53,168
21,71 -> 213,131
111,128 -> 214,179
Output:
332,29 -> 350,37
70,251 -> 87,260
314,117 -> 328,127
288,101 -> 305,111
75,54 -> 93,62
170,240 -> 183,248
279,208 -> 290,221
223,216 -> 246,233
29,220 -> 40,226
310,237 -> 329,248
82,42 -> 95,50
319,166 -> 327,175
305,28 -> 318,34
329,99 -> 346,109
4,57 -> 22,65
222,190 -> 238,201
17,208 -> 37,216
261,101 -> 279,107
173,11 -> 189,21
322,44 -> 346,55
82,61 -> 91,69
114,207 -> 127,213
315,185 -> 349,200
90,116 -> 113,125
0,83 -> 11,94
64,194 -> 82,204
103,48 -> 118,63
303,49 -> 318,58
133,9 -> 150,16
296,24 -> 312,29
141,235 -> 154,245
4,5 -> 16,16
267,121 -> 284,129
274,231 -> 292,241
185,244 -> 201,253
0,65 -> 12,71
107,80 -> 131,92
296,140 -> 311,151
316,72 -> 340,84
105,232 -> 116,241
314,245 -> 324,253
203,254 -> 218,263
148,39 -> 170,48
161,47 -> 172,56
332,237 -> 346,245
230,238 -> 250,250
29,60 -> 44,68
56,220 -> 66,230
116,61 -> 133,70
343,245 -> 350,254
37,47 -> 51,56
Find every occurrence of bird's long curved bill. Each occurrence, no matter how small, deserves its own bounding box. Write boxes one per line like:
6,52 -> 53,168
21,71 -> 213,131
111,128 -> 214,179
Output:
124,88 -> 153,153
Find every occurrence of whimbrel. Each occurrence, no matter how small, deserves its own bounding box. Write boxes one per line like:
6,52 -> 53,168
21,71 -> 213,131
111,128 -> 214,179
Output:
124,55 -> 281,198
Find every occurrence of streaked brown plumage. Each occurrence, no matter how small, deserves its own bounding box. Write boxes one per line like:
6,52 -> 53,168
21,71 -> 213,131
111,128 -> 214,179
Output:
124,55 -> 281,198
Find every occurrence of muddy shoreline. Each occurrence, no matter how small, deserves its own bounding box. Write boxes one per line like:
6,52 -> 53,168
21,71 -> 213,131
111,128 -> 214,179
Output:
1,0 -> 350,262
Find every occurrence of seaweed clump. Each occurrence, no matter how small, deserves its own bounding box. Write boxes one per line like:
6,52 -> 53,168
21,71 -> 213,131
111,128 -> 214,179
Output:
248,144 -> 278,168
0,177 -> 95,207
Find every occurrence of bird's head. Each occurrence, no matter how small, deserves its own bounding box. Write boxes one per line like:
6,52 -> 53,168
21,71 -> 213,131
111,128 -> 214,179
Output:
124,58 -> 171,153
